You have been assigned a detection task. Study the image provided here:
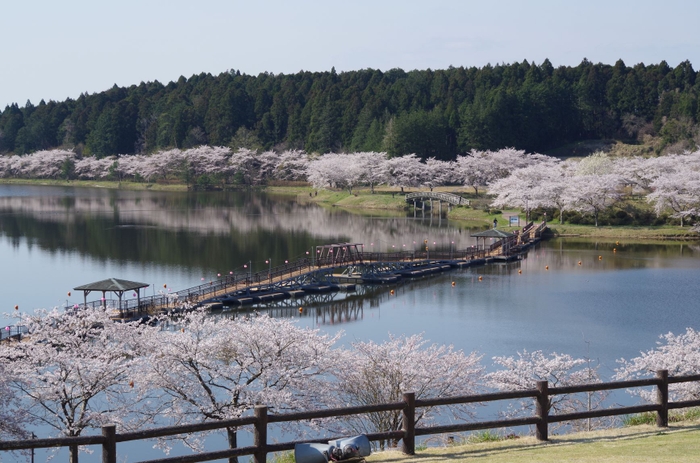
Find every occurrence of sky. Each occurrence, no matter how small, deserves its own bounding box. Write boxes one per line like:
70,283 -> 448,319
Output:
1,0 -> 699,109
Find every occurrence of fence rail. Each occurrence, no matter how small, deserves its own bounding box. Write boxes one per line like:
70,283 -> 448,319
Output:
0,369 -> 691,463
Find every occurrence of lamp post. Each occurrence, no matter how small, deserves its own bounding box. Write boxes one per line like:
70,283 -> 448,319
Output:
266,259 -> 272,283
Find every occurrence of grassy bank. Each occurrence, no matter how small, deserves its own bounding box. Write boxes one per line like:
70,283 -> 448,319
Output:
270,186 -> 700,240
364,421 -> 700,463
0,178 -> 189,191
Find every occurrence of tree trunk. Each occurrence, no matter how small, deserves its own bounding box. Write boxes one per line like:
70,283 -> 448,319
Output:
227,427 -> 238,463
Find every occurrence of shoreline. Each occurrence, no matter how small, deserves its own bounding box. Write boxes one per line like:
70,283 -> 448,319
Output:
1,179 -> 698,241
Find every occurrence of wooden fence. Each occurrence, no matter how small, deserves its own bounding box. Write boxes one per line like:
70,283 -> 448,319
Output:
2,370 -> 699,463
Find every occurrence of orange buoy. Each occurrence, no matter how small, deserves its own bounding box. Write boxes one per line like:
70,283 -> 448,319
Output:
390,289 -> 395,295
578,261 -> 582,265
451,281 -> 456,286
478,276 -> 483,281
598,255 -> 602,260
518,269 -> 522,274
545,265 -> 549,270
299,307 -> 303,313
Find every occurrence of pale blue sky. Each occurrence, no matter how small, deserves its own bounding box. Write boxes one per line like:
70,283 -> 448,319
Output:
1,0 -> 698,109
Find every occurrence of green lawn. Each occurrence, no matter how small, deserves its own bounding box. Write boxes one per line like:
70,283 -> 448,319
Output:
365,423 -> 700,463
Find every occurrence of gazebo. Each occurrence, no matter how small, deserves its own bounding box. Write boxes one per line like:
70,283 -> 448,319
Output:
471,228 -> 515,254
73,278 -> 150,311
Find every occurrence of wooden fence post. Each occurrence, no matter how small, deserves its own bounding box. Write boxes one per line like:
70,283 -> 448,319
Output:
536,380 -> 549,441
656,369 -> 669,427
254,405 -> 268,463
402,392 -> 415,455
102,424 -> 116,463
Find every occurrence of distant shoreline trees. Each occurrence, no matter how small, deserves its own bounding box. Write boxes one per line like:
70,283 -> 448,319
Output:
2,146 -> 699,229
1,59 -> 698,158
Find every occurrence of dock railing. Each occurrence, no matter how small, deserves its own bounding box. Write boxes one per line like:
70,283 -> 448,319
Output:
0,369 -> 692,463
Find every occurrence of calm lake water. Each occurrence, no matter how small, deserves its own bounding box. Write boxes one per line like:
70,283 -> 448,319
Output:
2,184 -> 700,460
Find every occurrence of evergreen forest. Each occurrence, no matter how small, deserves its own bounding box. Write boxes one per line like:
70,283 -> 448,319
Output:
1,58 -> 699,159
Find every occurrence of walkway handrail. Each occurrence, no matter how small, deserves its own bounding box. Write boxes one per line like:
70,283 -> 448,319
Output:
405,191 -> 469,206
51,221 -> 546,316
0,369 -> 685,462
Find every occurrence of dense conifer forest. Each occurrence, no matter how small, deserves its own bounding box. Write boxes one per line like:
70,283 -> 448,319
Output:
1,59 -> 698,159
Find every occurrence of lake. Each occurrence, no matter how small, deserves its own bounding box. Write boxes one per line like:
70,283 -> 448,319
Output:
2,184 -> 700,460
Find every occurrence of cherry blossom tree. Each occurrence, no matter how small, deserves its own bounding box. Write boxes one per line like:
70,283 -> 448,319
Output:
489,164 -> 561,221
355,151 -> 389,193
306,152 -> 365,193
0,308 -> 150,463
574,151 -> 614,176
455,148 -> 551,197
646,170 -> 700,227
384,154 -> 425,190
329,334 -> 483,449
138,311 -> 340,461
533,164 -> 572,223
422,157 -> 453,191
616,328 -> 700,403
74,155 -> 115,179
563,174 -> 624,226
270,150 -> 310,182
228,148 -> 262,186
0,363 -> 27,440
486,350 -> 606,431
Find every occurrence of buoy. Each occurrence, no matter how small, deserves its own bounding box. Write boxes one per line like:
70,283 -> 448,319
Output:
478,276 -> 483,281
451,281 -> 456,286
14,305 -> 18,310
518,269 -> 522,274
613,248 -> 617,252
163,284 -> 167,288
67,291 -> 71,297
545,265 -> 549,270
299,307 -> 303,313
390,289 -> 395,295
598,255 -> 602,260
578,261 -> 582,265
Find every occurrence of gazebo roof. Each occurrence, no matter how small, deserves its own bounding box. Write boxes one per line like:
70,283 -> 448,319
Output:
471,229 -> 514,239
74,278 -> 150,292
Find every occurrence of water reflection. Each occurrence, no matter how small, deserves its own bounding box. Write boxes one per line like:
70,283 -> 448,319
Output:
0,185 -> 479,321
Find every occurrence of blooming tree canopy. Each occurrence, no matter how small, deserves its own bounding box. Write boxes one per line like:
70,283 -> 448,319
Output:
563,174 -> 624,227
0,308 -> 150,462
330,333 -> 483,448
616,328 -> 700,403
486,350 -> 605,430
138,310 -> 340,457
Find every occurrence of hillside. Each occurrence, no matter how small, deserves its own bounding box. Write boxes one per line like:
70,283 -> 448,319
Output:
1,60 -> 698,159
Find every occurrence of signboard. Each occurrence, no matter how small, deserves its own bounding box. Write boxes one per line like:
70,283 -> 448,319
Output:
509,215 -> 519,226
